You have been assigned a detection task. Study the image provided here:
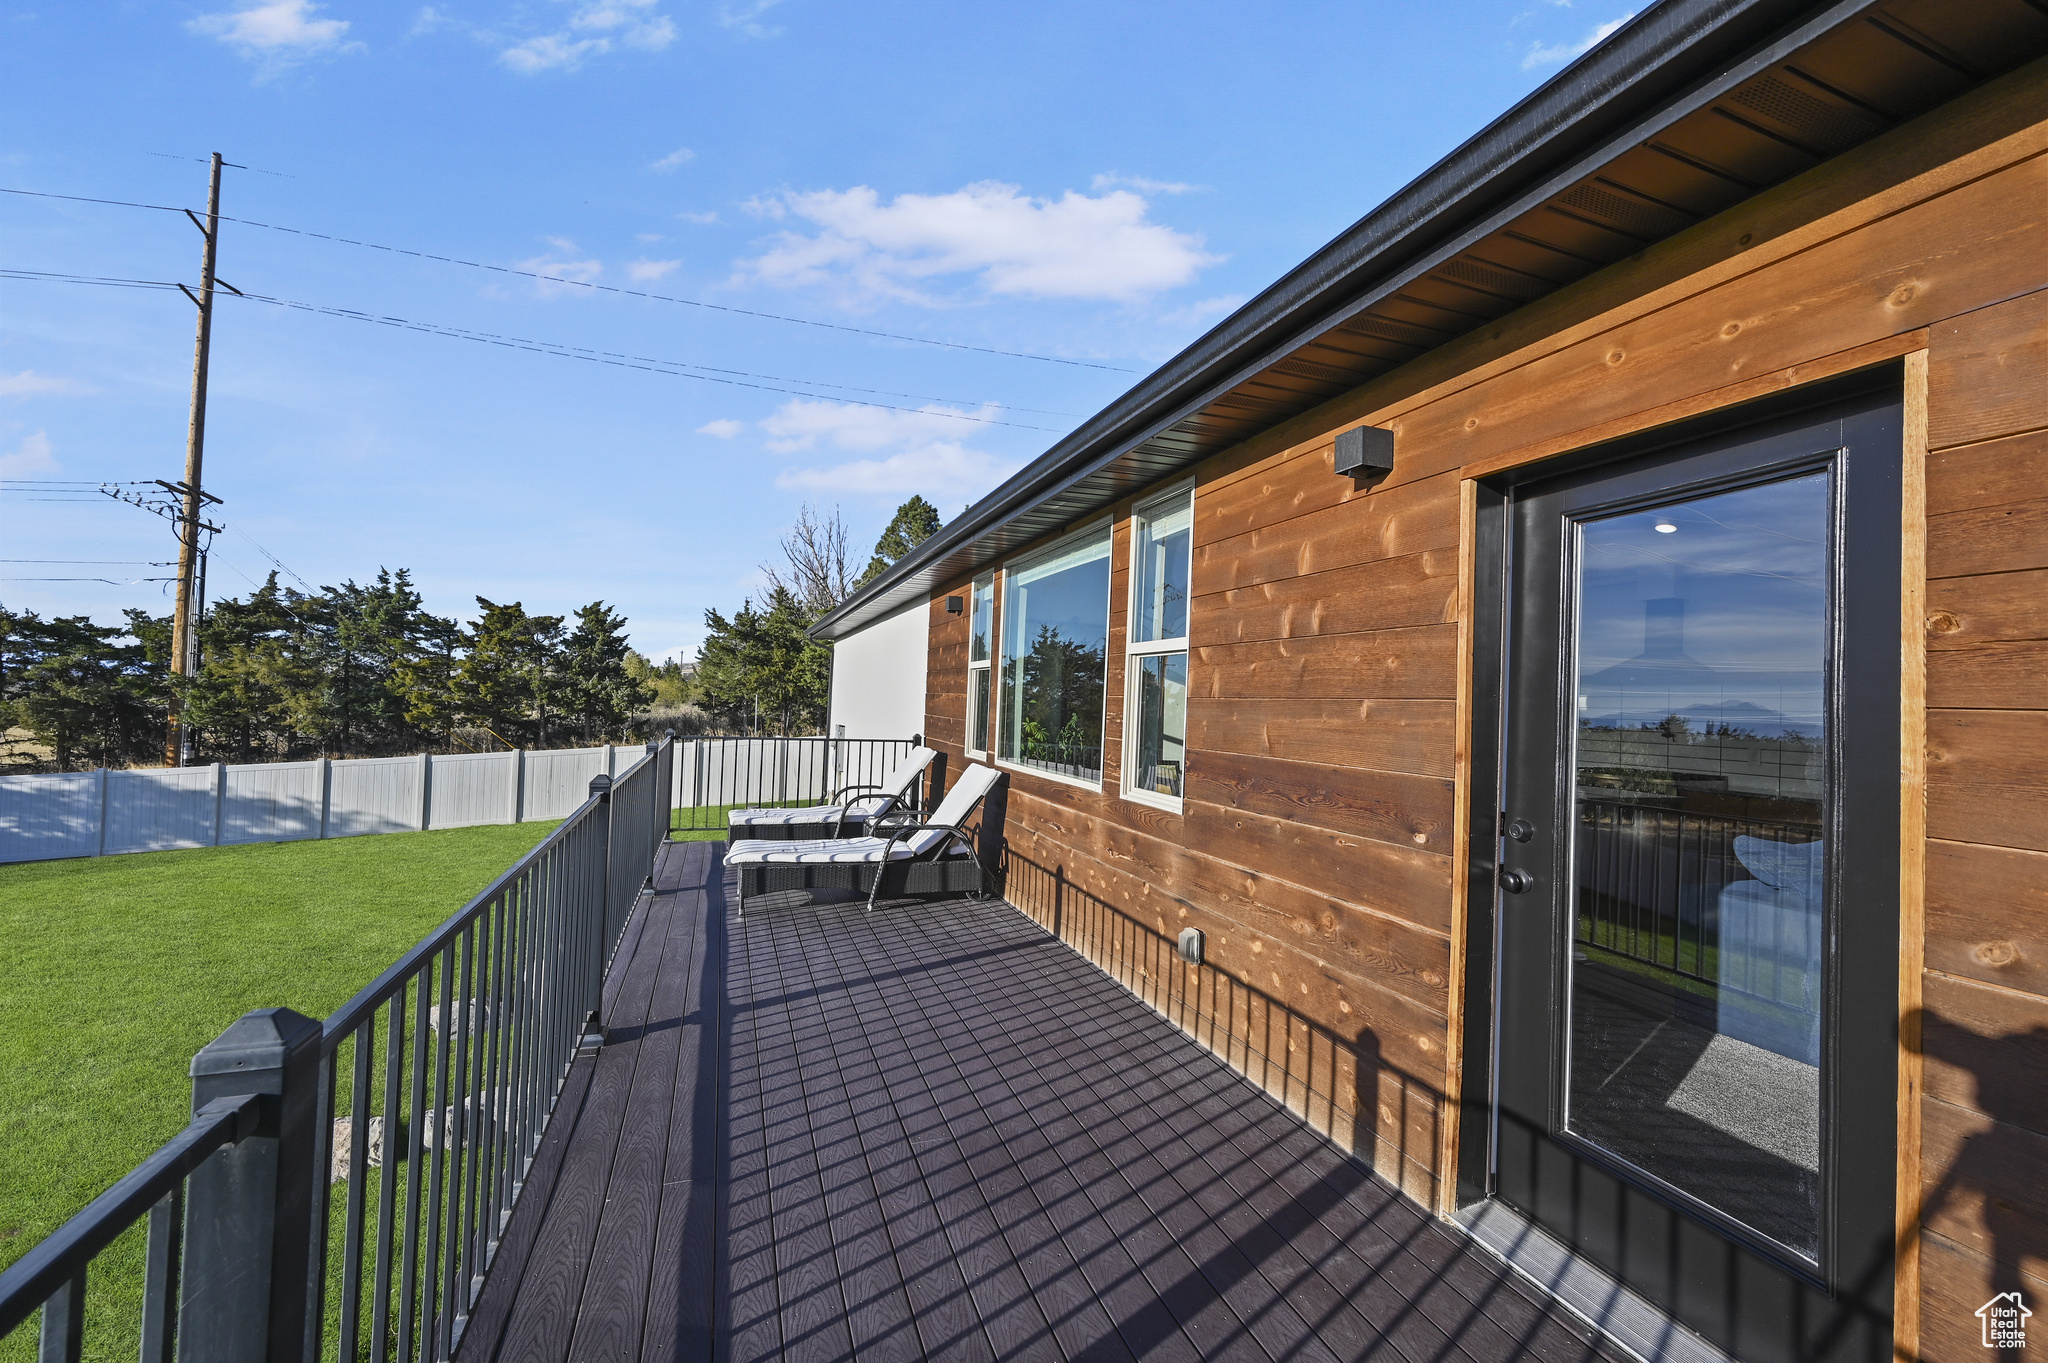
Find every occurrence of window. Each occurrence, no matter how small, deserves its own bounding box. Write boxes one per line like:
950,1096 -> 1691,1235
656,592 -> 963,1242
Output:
966,574 -> 994,755
999,522 -> 1112,784
1124,485 -> 1192,806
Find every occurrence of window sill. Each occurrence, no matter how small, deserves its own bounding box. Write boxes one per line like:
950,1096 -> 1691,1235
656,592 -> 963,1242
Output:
995,759 -> 1102,794
1119,785 -> 1183,815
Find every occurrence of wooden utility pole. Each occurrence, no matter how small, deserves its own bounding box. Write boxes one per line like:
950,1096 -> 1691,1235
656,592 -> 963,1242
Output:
166,153 -> 222,767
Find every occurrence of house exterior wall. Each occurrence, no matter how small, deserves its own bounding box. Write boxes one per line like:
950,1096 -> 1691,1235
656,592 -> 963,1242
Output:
828,597 -> 930,740
923,57 -> 2048,1358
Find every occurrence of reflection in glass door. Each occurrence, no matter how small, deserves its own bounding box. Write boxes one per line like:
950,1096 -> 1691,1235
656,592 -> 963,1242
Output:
1565,472 -> 1829,1262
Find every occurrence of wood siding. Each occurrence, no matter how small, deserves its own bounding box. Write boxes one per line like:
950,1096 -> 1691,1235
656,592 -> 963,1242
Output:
921,55 -> 2048,1356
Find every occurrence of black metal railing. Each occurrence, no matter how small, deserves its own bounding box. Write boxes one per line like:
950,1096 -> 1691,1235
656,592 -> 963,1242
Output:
1574,795 -> 1820,1008
0,736 -> 675,1363
1009,740 -> 1101,784
672,735 -> 923,835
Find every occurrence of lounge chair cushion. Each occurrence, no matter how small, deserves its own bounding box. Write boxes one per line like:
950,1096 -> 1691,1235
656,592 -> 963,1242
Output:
728,832 -> 954,865
726,803 -> 869,827
725,745 -> 937,830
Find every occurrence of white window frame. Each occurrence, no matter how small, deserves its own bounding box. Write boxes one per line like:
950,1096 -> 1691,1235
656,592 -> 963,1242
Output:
995,517 -> 1114,792
1121,481 -> 1195,812
965,572 -> 994,758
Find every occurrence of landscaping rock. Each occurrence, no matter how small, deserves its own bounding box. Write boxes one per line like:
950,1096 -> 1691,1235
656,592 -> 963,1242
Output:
427,998 -> 492,1035
329,1115 -> 388,1183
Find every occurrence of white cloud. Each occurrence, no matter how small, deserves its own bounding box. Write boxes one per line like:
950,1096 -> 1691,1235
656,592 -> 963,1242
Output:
0,371 -> 89,398
515,243 -> 603,295
1158,294 -> 1246,331
755,399 -> 1022,501
625,258 -> 681,282
501,0 -> 675,72
650,147 -> 695,172
719,0 -> 782,39
735,180 -> 1221,304
758,398 -> 1002,453
1523,13 -> 1634,68
776,444 -> 1016,499
0,430 -> 56,478
635,232 -> 665,243
188,0 -> 362,69
696,418 -> 745,438
1090,173 -> 1197,195
677,210 -> 720,225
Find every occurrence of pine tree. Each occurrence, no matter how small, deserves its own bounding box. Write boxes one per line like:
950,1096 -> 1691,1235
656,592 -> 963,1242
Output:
560,601 -> 652,743
693,585 -> 831,735
0,608 -> 167,770
855,495 -> 942,587
458,598 -> 566,748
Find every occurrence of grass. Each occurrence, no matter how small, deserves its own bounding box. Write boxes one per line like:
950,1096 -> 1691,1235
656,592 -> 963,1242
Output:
670,800 -> 806,841
0,822 -> 558,1360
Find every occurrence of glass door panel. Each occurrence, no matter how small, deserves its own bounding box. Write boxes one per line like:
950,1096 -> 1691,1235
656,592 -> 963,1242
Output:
1565,472 -> 1829,1261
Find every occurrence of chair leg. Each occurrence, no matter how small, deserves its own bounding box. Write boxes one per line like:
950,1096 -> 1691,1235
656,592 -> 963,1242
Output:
866,865 -> 883,914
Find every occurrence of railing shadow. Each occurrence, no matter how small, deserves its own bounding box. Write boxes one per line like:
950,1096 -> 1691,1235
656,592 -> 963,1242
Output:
990,836 -> 1445,1207
1907,1008 -> 2048,1361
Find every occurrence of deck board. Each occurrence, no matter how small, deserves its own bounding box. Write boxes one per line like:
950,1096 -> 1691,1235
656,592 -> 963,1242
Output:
456,841 -> 1624,1363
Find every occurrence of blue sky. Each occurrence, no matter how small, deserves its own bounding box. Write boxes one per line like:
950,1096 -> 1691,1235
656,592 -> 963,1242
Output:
1,0 -> 1638,662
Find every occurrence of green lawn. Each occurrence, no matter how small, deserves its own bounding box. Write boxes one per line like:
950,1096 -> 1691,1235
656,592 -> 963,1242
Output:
671,800 -> 803,841
0,822 -> 558,1360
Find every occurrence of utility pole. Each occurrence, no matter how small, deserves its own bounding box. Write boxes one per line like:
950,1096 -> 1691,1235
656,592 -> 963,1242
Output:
166,152 -> 223,767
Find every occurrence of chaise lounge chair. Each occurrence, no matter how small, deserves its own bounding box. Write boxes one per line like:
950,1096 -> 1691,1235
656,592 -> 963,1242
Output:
725,745 -> 938,842
725,761 -> 1004,918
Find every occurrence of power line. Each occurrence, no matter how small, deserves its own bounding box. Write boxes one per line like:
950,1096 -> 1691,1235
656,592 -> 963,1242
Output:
0,559 -> 175,565
0,184 -> 1137,372
1,267 -> 1080,427
146,152 -> 294,179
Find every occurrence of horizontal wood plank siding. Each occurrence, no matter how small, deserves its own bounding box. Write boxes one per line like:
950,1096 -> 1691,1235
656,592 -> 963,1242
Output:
917,57 -> 2048,1348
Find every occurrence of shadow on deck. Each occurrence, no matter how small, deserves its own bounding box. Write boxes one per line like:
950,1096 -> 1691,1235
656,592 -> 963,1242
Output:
454,840 -> 1617,1363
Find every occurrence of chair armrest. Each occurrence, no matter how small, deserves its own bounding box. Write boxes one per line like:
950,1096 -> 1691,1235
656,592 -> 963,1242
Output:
831,791 -> 902,838
830,782 -> 888,804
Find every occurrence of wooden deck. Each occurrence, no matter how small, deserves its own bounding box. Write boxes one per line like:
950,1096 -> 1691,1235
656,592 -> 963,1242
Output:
454,840 -> 1620,1363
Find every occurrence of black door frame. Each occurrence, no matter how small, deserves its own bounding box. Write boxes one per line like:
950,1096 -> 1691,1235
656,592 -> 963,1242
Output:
1454,364 -> 1906,1358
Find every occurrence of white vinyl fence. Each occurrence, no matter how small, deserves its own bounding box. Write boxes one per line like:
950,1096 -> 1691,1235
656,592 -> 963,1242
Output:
0,744 -> 654,866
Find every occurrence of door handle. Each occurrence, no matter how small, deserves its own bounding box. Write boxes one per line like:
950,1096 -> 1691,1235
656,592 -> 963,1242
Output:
1499,868 -> 1536,894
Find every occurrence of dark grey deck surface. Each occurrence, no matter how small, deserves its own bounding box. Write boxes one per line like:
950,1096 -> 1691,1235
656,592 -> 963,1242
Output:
456,840 -> 1620,1363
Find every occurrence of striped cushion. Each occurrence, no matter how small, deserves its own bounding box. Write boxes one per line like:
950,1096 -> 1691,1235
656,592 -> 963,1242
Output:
727,803 -> 867,828
726,828 -> 954,865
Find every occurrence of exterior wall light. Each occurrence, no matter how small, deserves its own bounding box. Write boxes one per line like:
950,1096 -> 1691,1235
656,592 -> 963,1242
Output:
1333,424 -> 1395,479
945,595 -> 964,614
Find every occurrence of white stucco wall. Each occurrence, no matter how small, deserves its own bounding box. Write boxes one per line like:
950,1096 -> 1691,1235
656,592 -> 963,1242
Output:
828,597 -> 930,740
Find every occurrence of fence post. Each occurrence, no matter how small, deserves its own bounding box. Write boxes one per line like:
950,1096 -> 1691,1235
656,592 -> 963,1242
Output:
317,757 -> 332,841
178,1007 -> 322,1363
512,749 -> 526,824
212,763 -> 226,846
95,768 -> 109,857
418,752 -> 431,831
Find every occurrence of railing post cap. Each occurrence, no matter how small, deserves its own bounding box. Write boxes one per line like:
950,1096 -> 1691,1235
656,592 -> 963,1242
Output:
588,773 -> 612,798
189,1007 -> 322,1081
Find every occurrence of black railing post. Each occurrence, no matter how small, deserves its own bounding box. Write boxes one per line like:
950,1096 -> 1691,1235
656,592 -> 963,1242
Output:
585,774 -> 613,1043
38,1269 -> 83,1363
179,1007 -> 322,1363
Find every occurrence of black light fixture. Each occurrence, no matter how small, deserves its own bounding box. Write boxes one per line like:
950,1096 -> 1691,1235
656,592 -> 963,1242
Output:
1333,424 -> 1395,479
945,595 -> 964,614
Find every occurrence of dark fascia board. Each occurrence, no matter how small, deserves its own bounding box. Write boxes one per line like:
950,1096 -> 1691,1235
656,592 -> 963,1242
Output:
811,0 -> 1866,642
